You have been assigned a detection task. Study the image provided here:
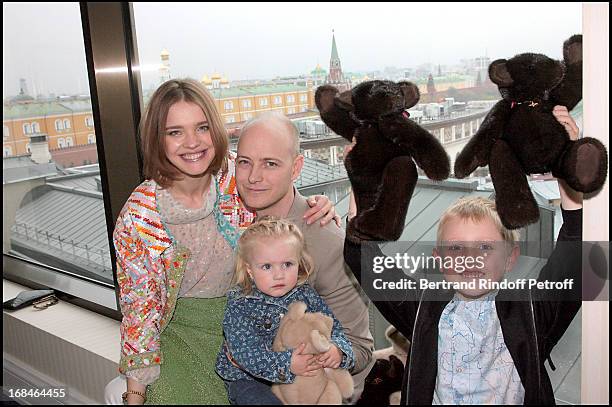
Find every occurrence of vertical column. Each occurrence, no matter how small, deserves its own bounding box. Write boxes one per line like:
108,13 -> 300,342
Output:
451,125 -> 456,141
469,120 -> 474,137
582,3 -> 609,404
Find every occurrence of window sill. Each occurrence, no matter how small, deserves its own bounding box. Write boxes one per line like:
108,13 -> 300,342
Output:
3,279 -> 120,404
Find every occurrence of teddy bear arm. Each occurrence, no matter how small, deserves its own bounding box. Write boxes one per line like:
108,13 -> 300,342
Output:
393,121 -> 450,181
549,62 -> 582,111
320,110 -> 359,142
349,156 -> 417,242
311,329 -> 333,353
489,140 -> 540,229
454,101 -> 510,178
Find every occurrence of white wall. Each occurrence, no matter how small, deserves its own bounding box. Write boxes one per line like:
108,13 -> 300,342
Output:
582,3 -> 609,404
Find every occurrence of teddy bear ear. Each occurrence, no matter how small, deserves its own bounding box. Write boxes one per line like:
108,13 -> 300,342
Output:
489,59 -> 514,87
286,301 -> 307,320
315,85 -> 339,114
563,34 -> 582,65
334,90 -> 355,112
398,81 -> 420,109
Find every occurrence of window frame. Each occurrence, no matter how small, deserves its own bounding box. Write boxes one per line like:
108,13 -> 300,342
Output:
3,2 -> 143,318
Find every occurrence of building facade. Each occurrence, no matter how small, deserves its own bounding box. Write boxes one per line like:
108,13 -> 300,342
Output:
3,99 -> 96,157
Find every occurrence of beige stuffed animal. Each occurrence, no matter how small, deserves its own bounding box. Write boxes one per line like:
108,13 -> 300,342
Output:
271,301 -> 354,404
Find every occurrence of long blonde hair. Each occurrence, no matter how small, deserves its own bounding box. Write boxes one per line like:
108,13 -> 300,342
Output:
234,216 -> 313,295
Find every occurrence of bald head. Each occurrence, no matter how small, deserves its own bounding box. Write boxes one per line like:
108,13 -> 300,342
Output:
239,112 -> 300,156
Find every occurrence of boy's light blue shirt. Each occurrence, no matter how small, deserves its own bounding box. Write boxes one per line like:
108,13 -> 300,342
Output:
433,291 -> 525,405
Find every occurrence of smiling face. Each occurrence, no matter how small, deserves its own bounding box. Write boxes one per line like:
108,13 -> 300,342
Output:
236,119 -> 303,217
434,215 -> 519,299
163,100 -> 215,178
246,236 -> 300,297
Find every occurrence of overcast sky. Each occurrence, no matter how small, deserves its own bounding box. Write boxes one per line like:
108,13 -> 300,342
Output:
3,2 -> 582,97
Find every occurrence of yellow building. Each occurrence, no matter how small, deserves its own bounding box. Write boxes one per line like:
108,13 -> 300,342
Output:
3,99 -> 96,157
205,82 -> 315,125
3,83 -> 316,158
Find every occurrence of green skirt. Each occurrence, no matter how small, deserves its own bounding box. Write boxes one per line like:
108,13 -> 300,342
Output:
146,296 -> 229,405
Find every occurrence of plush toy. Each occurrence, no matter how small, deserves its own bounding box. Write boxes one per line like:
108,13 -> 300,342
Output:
357,326 -> 410,406
316,80 -> 450,242
372,325 -> 410,365
454,34 -> 608,229
357,355 -> 404,406
271,302 -> 354,405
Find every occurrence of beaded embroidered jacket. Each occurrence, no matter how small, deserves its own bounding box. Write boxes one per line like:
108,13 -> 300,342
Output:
113,154 -> 254,374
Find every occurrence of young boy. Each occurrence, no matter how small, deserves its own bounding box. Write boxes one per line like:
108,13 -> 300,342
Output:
344,107 -> 583,404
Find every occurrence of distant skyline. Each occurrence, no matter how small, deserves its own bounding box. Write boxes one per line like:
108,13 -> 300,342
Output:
4,2 -> 582,97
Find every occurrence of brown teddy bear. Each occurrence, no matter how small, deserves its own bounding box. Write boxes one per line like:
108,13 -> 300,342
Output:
357,326 -> 410,406
271,301 -> 354,404
454,34 -> 608,229
316,80 -> 450,242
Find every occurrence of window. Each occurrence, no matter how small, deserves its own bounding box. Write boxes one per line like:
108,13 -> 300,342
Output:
287,107 -> 296,115
224,101 -> 233,110
259,97 -> 268,106
242,99 -> 252,109
286,95 -> 295,103
88,134 -> 96,144
242,113 -> 252,121
273,96 -> 282,105
3,3 -> 115,306
300,94 -> 307,103
3,125 -> 9,140
226,115 -> 236,123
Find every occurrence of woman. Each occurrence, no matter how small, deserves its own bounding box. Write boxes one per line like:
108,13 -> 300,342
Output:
107,78 -> 335,404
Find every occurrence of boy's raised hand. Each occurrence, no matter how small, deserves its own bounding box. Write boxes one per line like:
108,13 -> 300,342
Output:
290,343 -> 322,377
552,105 -> 580,140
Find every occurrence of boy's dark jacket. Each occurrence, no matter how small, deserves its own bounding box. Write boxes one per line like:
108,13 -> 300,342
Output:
344,208 -> 582,405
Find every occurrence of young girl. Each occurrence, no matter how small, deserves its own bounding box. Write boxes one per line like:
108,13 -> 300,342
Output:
216,216 -> 355,405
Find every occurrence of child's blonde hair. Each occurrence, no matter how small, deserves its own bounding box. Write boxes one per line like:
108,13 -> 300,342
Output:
234,216 -> 314,295
437,197 -> 521,244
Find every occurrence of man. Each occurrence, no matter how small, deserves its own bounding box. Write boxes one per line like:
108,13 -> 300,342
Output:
235,112 -> 375,401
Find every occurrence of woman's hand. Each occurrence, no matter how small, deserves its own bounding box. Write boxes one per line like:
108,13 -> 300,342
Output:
304,195 -> 341,227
